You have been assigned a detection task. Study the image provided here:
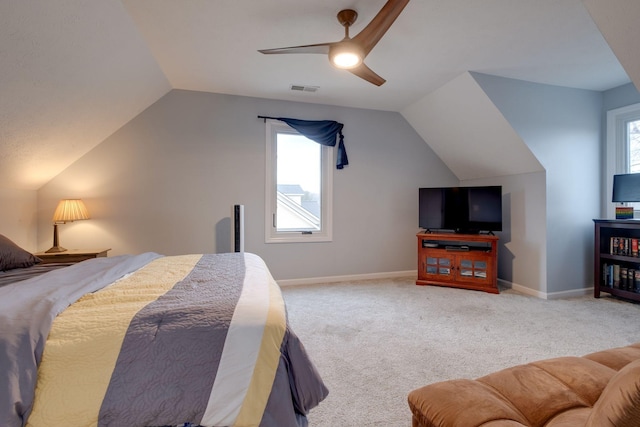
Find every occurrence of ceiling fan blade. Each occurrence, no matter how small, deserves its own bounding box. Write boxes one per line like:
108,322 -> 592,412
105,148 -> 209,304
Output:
258,43 -> 331,55
349,63 -> 386,86
352,0 -> 410,56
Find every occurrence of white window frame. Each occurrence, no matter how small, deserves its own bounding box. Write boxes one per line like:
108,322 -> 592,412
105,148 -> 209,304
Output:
265,120 -> 333,243
606,102 -> 640,218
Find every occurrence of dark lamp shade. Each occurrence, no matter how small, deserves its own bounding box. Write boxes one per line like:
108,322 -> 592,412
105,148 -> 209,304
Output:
612,173 -> 640,203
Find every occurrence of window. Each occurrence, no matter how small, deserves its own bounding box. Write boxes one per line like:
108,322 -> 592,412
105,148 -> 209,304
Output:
629,119 -> 640,172
265,120 -> 333,243
606,103 -> 640,217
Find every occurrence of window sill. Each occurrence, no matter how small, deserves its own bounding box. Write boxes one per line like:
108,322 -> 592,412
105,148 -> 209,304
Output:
266,233 -> 332,244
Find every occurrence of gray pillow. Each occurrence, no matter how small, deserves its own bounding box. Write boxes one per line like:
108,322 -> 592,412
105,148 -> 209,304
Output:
0,234 -> 42,271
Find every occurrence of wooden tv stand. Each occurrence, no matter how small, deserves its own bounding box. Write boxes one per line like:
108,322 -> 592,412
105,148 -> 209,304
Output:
416,232 -> 499,293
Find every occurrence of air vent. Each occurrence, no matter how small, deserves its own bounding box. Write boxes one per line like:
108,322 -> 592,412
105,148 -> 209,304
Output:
290,85 -> 319,93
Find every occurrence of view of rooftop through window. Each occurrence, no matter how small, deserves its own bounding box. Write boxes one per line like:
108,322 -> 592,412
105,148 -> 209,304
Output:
629,119 -> 640,173
626,119 -> 640,211
276,133 -> 321,231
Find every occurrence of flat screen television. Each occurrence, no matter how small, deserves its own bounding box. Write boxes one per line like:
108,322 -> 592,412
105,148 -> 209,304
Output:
612,173 -> 640,202
419,185 -> 503,234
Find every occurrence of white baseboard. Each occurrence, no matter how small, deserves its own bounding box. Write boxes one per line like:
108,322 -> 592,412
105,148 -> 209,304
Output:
279,274 -> 593,299
499,279 -> 593,300
546,287 -> 593,300
277,270 -> 417,287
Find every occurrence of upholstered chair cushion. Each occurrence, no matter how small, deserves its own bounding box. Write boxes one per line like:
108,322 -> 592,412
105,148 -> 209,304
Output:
585,358 -> 640,427
408,343 -> 640,427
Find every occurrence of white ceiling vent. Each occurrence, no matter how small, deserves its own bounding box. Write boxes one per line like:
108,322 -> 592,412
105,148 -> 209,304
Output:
290,84 -> 319,93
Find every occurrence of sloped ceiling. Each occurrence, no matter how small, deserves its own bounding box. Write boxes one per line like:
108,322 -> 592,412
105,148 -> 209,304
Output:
401,72 -> 544,181
0,1 -> 170,190
582,0 -> 640,91
0,0 -> 635,190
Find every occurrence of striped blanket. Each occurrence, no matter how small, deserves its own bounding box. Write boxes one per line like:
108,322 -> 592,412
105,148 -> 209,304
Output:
0,252 -> 327,427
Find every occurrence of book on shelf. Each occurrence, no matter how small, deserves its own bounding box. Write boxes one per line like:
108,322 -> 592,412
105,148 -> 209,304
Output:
610,237 -> 623,255
609,236 -> 640,257
601,262 -> 640,292
608,264 -> 614,287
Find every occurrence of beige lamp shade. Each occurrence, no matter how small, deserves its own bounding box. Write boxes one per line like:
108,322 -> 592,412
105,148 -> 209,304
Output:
52,199 -> 90,223
46,199 -> 90,253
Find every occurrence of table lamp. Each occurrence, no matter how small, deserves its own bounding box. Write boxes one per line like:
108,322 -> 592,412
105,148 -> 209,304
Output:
46,199 -> 90,253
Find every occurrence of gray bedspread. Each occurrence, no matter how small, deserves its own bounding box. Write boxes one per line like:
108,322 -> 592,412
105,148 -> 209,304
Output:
0,252 -> 328,427
0,253 -> 162,427
0,262 -> 75,287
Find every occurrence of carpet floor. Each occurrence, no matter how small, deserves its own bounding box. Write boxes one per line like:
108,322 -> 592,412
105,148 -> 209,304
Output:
281,278 -> 640,427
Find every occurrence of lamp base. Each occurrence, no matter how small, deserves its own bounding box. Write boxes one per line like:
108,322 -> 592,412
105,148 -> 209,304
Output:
46,223 -> 67,253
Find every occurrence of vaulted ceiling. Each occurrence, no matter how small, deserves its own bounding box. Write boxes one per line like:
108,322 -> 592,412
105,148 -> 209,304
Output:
0,0 -> 637,190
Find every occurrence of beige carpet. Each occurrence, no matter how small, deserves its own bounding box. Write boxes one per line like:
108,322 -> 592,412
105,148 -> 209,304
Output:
281,278 -> 640,427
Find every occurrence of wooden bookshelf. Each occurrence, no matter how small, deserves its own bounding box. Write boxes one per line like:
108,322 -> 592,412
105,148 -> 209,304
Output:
594,219 -> 640,302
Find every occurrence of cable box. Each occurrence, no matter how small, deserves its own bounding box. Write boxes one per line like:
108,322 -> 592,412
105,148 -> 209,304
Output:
445,245 -> 469,251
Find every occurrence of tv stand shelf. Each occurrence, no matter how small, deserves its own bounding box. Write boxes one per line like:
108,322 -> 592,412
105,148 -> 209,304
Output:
417,232 -> 499,294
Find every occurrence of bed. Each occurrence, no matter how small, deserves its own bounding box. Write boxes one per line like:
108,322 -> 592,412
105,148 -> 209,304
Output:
0,235 -> 328,427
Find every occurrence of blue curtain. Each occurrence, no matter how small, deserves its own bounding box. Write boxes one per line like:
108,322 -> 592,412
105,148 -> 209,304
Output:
259,116 -> 349,169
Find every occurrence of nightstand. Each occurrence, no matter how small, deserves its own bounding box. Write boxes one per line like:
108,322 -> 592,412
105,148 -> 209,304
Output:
35,248 -> 111,264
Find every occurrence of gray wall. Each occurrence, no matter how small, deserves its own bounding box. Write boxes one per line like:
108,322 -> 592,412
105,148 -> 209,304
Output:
37,89 -> 457,280
463,172 -> 547,296
603,82 -> 640,111
472,73 -> 602,295
0,188 -> 38,250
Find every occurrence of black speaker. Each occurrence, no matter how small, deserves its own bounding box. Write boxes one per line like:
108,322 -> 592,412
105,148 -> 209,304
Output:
233,204 -> 244,252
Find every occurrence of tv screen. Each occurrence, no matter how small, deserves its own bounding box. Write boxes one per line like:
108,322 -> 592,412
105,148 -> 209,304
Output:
419,186 -> 502,233
612,173 -> 640,202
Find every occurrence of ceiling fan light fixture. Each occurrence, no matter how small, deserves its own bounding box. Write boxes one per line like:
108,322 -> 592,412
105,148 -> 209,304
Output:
329,42 -> 363,69
258,0 -> 410,85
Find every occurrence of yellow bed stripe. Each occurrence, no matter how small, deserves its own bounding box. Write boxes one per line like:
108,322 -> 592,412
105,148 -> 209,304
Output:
26,255 -> 201,427
234,265 -> 286,426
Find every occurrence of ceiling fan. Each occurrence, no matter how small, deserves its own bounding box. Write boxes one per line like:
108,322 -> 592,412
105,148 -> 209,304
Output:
258,0 -> 410,86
